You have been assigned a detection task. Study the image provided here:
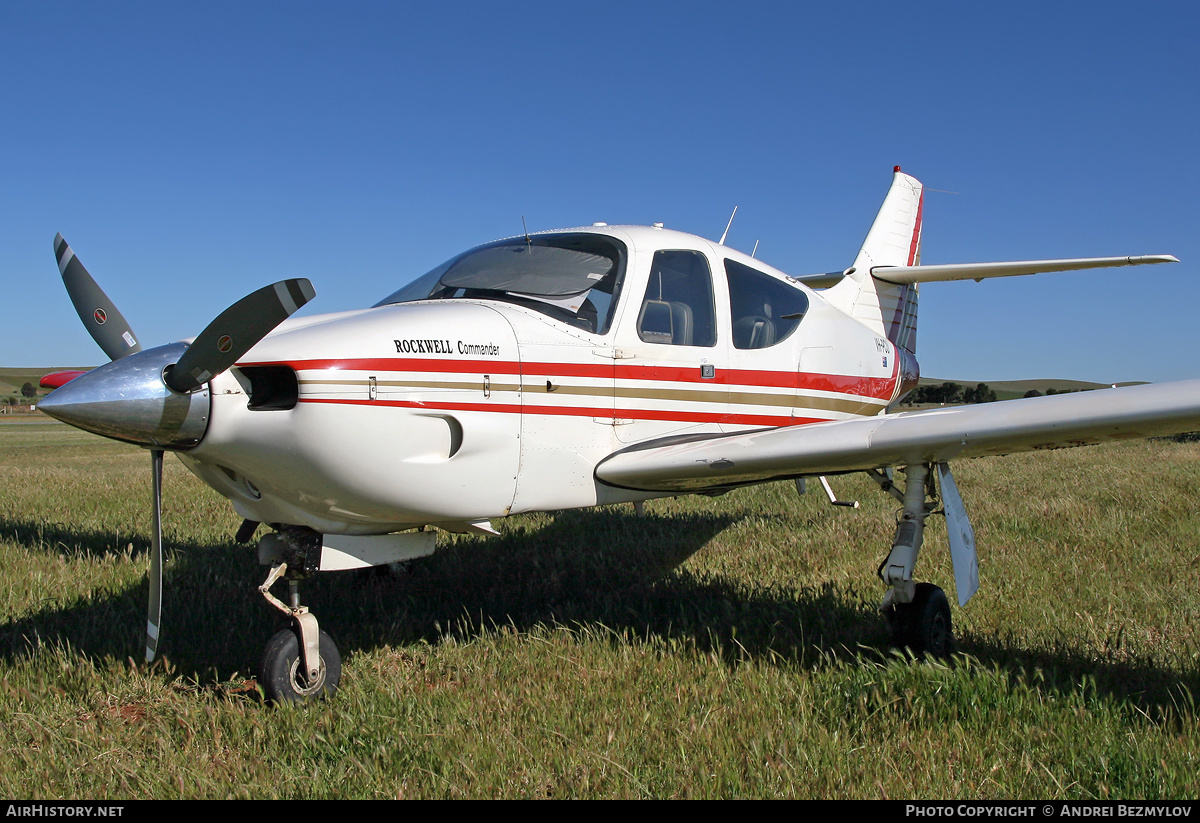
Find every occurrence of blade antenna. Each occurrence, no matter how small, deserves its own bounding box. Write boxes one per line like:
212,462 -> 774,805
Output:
719,206 -> 738,245
522,216 -> 532,254
146,449 -> 164,663
751,239 -> 760,258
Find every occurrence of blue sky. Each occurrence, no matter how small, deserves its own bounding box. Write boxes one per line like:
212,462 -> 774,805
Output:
2,1 -> 1196,383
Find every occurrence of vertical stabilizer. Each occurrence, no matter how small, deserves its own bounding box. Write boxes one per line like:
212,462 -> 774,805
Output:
824,168 -> 924,355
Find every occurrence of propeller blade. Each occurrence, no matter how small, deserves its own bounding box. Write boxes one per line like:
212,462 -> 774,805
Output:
54,234 -> 143,361
146,449 -> 164,663
164,278 -> 315,394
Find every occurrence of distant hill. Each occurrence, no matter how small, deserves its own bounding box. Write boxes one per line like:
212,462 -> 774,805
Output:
0,367 -> 94,401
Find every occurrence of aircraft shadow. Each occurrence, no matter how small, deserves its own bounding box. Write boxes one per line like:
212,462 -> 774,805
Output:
1,508 -> 1196,715
0,516 -> 151,561
327,507 -> 887,661
0,514 -> 254,670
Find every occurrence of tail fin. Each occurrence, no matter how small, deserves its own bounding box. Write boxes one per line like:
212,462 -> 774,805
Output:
824,167 -> 923,355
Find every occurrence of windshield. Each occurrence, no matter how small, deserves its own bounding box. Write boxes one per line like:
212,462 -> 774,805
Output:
375,233 -> 628,334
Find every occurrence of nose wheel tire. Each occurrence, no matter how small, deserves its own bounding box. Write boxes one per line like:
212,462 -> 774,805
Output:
885,582 -> 954,659
259,628 -> 341,704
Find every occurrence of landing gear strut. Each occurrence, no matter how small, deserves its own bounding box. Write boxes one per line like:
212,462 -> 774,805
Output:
256,527 -> 342,703
871,464 -> 956,658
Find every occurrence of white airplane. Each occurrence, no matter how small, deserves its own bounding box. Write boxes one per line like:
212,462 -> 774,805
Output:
39,167 -> 1200,703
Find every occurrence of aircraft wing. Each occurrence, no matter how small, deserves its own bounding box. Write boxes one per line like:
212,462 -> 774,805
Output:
595,380 -> 1200,492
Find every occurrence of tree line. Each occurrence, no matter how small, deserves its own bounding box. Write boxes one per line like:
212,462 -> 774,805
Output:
900,381 -> 997,406
900,382 -> 1094,406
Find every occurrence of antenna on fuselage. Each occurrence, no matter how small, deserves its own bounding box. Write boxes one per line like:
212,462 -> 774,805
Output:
751,239 -> 759,258
521,216 -> 532,253
719,206 -> 738,245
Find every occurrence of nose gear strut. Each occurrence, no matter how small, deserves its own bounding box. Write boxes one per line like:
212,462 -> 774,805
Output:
256,527 -> 341,703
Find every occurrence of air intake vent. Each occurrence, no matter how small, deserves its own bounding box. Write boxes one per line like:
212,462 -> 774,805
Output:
240,366 -> 298,410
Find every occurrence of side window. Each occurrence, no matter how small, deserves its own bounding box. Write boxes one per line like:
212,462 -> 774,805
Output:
637,250 -> 716,347
725,259 -> 810,349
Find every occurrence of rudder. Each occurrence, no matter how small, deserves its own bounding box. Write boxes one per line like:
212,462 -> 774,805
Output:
824,167 -> 923,355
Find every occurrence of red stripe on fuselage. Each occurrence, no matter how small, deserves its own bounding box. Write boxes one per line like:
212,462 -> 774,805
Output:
246,357 -> 898,401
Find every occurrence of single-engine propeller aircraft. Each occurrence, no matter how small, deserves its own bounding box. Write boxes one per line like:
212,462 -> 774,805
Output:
39,167 -> 1200,702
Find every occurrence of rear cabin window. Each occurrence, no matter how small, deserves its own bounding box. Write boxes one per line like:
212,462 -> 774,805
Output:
636,250 -> 716,347
725,259 -> 809,349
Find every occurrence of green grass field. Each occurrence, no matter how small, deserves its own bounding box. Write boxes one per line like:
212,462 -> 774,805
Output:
1,420 -> 1197,798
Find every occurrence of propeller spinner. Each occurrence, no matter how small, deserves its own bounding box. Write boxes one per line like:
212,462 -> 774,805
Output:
40,236 -> 315,661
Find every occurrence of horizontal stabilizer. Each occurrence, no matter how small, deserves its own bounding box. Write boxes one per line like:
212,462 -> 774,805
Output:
595,379 -> 1200,492
793,269 -> 854,289
872,254 -> 1178,285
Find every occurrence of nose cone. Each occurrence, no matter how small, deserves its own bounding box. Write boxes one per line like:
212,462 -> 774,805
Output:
40,343 -> 211,448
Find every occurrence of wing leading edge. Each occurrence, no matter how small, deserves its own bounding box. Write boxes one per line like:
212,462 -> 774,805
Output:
595,380 -> 1200,492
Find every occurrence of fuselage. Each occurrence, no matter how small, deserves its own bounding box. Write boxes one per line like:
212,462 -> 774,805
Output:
175,225 -> 911,535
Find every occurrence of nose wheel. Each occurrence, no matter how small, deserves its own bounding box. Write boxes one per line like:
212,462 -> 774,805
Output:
259,626 -> 341,704
255,530 -> 342,703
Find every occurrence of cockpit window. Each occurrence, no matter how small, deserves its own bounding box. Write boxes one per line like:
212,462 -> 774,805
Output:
725,259 -> 809,349
636,250 -> 717,347
375,234 -> 628,335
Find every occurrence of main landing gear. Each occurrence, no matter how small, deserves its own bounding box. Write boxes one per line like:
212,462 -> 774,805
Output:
255,527 -> 341,703
868,463 -> 960,659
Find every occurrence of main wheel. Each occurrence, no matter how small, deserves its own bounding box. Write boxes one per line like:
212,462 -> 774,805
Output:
884,583 -> 954,659
258,628 -> 341,704
908,582 -> 954,659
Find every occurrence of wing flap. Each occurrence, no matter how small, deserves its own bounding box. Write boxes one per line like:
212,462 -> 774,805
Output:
595,380 -> 1200,492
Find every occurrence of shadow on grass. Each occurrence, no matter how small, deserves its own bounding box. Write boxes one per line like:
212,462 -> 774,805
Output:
0,514 -> 265,674
324,507 -> 890,666
2,508 -> 1197,717
0,516 -> 149,561
955,631 -> 1200,720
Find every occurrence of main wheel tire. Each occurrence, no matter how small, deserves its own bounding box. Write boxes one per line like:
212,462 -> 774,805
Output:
259,628 -> 341,704
908,582 -> 954,659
